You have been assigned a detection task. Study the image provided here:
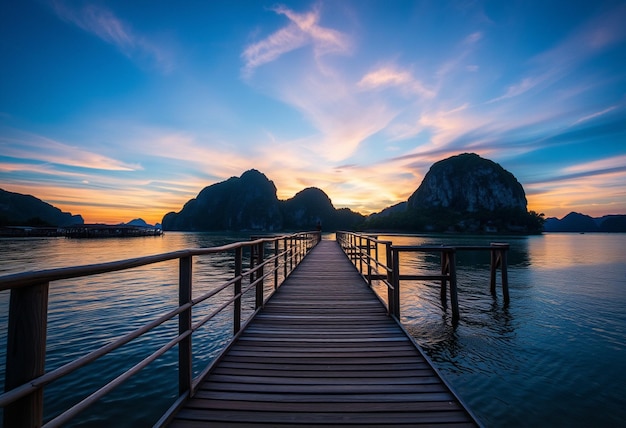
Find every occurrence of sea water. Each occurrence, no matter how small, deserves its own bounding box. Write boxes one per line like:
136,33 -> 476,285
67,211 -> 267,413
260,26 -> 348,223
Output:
0,232 -> 624,426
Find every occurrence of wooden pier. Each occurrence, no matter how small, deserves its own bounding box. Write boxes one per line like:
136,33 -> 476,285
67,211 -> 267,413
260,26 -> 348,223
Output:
167,240 -> 480,427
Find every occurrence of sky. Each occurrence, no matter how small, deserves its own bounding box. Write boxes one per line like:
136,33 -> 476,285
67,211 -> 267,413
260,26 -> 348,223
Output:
1,0 -> 625,225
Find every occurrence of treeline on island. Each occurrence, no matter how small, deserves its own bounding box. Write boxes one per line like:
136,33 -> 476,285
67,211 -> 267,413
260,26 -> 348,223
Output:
3,153 -> 625,234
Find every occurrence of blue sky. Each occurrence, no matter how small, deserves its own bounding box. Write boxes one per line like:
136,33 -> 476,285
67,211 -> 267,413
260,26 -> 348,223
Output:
1,0 -> 625,224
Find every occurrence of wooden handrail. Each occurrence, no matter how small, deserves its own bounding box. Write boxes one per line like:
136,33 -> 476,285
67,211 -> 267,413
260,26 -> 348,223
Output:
337,231 -> 509,324
0,231 -> 321,427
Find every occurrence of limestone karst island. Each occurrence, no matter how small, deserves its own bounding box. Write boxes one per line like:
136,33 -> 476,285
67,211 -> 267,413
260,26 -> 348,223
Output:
3,153 -> 626,236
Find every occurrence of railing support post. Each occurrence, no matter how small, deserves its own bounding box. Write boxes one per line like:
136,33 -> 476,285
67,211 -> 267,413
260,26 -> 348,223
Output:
498,245 -> 510,305
490,243 -> 510,305
391,248 -> 400,320
290,237 -> 294,272
249,245 -> 256,284
234,247 -> 242,334
358,235 -> 364,274
283,238 -> 288,278
255,242 -> 264,309
440,252 -> 448,310
4,282 -> 49,428
178,256 -> 192,397
366,238 -> 372,286
448,250 -> 459,325
385,243 -> 393,316
489,248 -> 497,296
274,240 -> 279,290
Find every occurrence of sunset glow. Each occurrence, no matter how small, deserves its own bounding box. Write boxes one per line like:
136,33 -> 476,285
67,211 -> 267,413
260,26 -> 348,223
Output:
1,1 -> 625,225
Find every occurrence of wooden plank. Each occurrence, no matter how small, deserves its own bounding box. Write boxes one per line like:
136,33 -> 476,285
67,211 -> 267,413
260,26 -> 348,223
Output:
168,240 -> 479,427
185,398 -> 462,412
173,408 -> 472,424
203,373 -> 441,385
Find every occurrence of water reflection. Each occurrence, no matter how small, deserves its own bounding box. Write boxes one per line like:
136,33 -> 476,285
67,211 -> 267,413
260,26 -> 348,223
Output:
375,233 -> 626,427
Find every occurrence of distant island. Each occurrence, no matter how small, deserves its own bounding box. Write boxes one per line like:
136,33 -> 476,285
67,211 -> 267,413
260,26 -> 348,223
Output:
0,188 -> 84,227
161,169 -> 364,232
543,212 -> 626,233
161,153 -> 544,234
3,153 -> 626,234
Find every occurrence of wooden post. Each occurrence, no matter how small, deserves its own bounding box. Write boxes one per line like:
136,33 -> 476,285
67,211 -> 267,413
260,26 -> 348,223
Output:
490,243 -> 510,304
501,247 -> 510,305
366,238 -> 372,286
440,252 -> 448,310
178,256 -> 192,397
385,243 -> 393,316
283,238 -> 288,278
294,237 -> 299,265
249,245 -> 256,284
391,248 -> 401,320
358,236 -> 364,275
4,282 -> 49,428
255,242 -> 264,309
448,250 -> 459,325
489,248 -> 498,296
288,237 -> 293,272
274,239 -> 279,290
234,247 -> 242,334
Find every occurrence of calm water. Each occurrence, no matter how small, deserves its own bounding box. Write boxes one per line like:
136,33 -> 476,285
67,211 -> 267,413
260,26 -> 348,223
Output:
1,232 -> 625,426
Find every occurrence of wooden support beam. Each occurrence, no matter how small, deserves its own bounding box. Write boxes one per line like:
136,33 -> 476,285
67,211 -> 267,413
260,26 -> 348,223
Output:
4,282 -> 49,428
178,256 -> 192,397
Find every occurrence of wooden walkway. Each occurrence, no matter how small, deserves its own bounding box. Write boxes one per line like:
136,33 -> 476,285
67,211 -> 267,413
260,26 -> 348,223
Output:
169,240 -> 479,427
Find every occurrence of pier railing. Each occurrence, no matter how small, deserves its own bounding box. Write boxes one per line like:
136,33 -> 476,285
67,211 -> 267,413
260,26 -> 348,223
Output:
336,231 -> 509,323
0,231 -> 320,427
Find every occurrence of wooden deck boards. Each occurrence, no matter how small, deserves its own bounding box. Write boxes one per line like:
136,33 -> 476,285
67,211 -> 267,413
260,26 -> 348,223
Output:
169,240 -> 478,427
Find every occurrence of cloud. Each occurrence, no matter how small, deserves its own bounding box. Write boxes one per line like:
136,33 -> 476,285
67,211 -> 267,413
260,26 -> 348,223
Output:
241,26 -> 308,73
241,4 -> 351,76
491,77 -> 542,102
572,106 -> 618,125
1,128 -> 141,171
273,74 -> 399,161
51,1 -> 174,72
357,66 -> 435,98
561,155 -> 626,176
464,31 -> 483,45
525,166 -> 626,218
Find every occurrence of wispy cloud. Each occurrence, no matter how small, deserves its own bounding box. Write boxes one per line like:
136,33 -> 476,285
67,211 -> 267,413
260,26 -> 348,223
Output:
357,65 -> 435,98
572,106 -> 618,125
1,128 -> 141,171
51,1 -> 174,72
241,4 -> 351,77
490,77 -> 543,102
561,154 -> 626,176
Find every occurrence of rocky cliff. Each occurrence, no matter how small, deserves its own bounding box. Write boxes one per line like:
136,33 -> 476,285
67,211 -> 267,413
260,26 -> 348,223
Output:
162,170 -> 364,231
0,188 -> 84,227
366,153 -> 543,233
407,153 -> 527,212
162,170 -> 283,231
